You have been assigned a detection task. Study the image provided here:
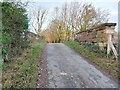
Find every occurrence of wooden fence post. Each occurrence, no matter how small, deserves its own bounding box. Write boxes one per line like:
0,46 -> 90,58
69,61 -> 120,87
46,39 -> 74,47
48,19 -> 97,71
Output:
107,32 -> 118,59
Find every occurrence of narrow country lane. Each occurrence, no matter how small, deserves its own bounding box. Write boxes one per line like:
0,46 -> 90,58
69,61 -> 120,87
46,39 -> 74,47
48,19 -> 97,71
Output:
46,43 -> 118,88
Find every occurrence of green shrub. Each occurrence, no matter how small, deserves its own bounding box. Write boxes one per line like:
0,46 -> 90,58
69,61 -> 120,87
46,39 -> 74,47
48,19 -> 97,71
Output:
2,2 -> 29,62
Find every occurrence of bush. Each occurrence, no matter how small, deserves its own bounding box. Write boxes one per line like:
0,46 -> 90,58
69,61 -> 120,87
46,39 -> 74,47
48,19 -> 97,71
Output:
2,2 -> 29,62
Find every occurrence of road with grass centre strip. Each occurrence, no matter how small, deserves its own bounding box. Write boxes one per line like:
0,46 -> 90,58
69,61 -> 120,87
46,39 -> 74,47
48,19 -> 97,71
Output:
46,43 -> 118,88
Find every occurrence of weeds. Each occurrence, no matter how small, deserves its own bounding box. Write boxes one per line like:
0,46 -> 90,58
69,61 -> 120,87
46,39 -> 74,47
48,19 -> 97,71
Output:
2,40 -> 46,88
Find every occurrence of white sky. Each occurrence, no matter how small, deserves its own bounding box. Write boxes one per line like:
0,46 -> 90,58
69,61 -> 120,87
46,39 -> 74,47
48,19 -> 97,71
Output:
26,0 -> 119,32
1,0 -> 119,31
24,0 -> 119,2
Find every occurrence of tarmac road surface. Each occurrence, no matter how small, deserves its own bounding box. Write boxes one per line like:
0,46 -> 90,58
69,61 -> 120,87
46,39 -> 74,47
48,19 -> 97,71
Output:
46,43 -> 118,88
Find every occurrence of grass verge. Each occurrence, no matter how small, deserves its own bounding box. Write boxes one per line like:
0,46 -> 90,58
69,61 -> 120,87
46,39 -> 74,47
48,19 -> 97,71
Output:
64,41 -> 119,80
2,40 -> 46,88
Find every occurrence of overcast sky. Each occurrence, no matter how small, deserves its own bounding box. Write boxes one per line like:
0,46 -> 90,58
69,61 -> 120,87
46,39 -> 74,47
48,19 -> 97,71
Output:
1,0 -> 119,31
26,0 -> 119,32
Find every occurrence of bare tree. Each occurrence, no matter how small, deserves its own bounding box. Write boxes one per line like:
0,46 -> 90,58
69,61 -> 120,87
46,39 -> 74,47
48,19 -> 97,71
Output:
31,7 -> 48,35
43,2 -> 110,42
68,2 -> 110,31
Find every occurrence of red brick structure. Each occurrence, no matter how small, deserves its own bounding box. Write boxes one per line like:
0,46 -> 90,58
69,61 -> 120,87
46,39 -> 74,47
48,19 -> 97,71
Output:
75,23 -> 118,58
76,23 -> 117,43
26,31 -> 43,41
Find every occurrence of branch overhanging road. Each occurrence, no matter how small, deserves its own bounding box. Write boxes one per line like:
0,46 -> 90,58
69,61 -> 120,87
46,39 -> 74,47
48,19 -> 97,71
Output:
46,43 -> 118,88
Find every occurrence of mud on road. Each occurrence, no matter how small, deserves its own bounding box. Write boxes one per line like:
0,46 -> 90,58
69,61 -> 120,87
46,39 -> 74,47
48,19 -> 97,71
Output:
46,43 -> 118,88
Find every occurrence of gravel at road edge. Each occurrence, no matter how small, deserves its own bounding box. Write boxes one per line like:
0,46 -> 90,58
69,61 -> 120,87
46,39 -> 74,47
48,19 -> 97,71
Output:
36,45 -> 48,88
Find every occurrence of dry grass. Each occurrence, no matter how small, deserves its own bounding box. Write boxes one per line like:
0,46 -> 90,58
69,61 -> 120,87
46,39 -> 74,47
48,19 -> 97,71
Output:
2,40 -> 46,88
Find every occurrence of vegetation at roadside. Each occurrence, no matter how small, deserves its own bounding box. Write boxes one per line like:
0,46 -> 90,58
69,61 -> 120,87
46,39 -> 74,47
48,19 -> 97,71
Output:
2,40 -> 46,88
2,2 -> 29,62
64,41 -> 119,80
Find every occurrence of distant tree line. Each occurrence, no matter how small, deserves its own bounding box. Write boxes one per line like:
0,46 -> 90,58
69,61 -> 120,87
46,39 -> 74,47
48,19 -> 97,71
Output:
2,2 -> 29,62
41,2 -> 109,43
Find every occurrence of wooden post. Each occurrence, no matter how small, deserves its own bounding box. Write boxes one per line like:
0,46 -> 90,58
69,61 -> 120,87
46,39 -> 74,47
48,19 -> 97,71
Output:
107,34 -> 111,57
106,29 -> 118,59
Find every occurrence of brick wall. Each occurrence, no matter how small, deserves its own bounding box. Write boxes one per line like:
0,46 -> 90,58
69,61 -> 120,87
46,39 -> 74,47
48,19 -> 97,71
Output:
75,23 -> 117,44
